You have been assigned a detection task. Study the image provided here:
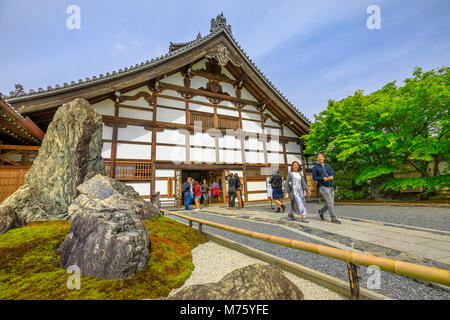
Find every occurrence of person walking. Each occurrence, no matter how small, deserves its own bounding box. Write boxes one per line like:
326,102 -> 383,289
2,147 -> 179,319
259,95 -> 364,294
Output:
225,172 -> 237,210
183,177 -> 193,210
193,180 -> 202,212
285,161 -> 311,223
235,173 -> 244,209
312,152 -> 341,224
211,181 -> 220,203
269,168 -> 285,213
201,179 -> 210,208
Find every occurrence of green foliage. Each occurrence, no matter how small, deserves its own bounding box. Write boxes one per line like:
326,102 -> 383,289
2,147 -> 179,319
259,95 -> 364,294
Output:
303,67 -> 450,198
0,217 -> 208,300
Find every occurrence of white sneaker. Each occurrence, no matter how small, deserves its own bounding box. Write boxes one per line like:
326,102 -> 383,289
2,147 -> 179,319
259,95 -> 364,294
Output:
194,208 -> 200,211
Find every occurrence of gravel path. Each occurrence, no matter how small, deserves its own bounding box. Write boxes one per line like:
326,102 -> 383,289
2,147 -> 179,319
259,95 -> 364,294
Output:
168,211 -> 450,300
169,241 -> 345,300
310,203 -> 450,232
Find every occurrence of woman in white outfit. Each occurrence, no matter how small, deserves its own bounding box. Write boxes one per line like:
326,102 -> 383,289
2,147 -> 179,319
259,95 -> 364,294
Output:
285,161 -> 311,222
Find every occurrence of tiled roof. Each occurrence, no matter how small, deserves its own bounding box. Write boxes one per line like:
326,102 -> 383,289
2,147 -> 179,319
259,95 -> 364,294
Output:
5,13 -> 310,125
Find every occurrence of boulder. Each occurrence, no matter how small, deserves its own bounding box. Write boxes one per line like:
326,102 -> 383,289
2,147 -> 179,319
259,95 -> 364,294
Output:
58,174 -> 151,280
169,263 -> 304,300
0,98 -> 105,233
0,205 -> 27,235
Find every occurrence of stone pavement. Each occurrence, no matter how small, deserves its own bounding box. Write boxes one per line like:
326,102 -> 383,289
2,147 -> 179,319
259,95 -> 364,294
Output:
185,201 -> 450,270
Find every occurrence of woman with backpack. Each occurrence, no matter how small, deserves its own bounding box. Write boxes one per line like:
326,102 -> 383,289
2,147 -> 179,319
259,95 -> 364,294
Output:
193,180 -> 202,212
269,168 -> 285,213
285,161 -> 311,222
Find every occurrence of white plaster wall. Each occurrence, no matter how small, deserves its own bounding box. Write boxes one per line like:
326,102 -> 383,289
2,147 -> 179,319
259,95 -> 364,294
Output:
92,99 -> 114,116
221,82 -> 235,96
245,151 -> 265,164
245,137 -> 264,151
102,142 -> 112,158
120,98 -> 151,108
161,89 -> 182,98
268,152 -> 284,164
191,147 -> 216,163
265,127 -> 281,136
157,96 -> 186,109
191,132 -> 215,147
192,59 -> 206,70
221,67 -> 236,81
155,169 -> 175,178
248,193 -> 268,201
267,139 -> 283,152
119,107 -> 153,120
118,125 -> 152,143
191,96 -> 211,104
125,183 -> 150,196
283,126 -> 298,138
242,120 -> 262,133
242,104 -> 258,112
189,102 -> 213,113
241,88 -> 258,102
157,129 -> 186,144
218,149 -> 242,163
191,76 -> 208,90
217,100 -> 235,108
116,143 -> 151,159
155,180 -> 168,195
156,145 -> 186,162
241,111 -> 261,121
217,107 -> 239,117
287,154 -> 303,164
103,126 -> 113,140
247,180 -> 267,191
161,72 -> 184,86
157,106 -> 185,124
218,135 -> 240,149
286,141 -> 300,153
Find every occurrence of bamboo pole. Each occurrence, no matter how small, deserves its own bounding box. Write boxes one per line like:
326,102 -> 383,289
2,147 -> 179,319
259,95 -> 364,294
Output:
160,209 -> 450,287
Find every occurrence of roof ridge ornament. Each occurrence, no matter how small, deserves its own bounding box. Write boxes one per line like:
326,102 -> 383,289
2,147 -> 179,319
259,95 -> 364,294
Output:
9,84 -> 26,98
206,44 -> 242,67
210,13 -> 232,35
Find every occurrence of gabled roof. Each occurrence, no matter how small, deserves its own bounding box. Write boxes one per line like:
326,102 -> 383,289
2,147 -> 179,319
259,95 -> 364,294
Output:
5,13 -> 310,132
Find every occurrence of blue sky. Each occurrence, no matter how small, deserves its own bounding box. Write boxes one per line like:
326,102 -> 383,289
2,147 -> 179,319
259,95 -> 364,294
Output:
0,0 -> 449,122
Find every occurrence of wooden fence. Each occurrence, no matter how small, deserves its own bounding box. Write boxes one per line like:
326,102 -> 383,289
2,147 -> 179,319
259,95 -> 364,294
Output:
0,167 -> 29,202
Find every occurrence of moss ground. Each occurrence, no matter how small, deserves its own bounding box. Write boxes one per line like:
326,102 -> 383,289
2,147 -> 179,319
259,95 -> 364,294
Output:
0,216 -> 208,300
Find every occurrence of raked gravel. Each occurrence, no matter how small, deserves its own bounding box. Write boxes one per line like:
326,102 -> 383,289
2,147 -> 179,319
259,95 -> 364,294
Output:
168,240 -> 346,300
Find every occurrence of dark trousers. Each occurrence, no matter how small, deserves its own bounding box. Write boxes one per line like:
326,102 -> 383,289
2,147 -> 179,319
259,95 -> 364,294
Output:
228,192 -> 237,208
202,193 -> 209,206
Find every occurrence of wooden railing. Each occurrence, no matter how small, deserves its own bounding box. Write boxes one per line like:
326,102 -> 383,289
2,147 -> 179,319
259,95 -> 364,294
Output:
104,160 -> 151,181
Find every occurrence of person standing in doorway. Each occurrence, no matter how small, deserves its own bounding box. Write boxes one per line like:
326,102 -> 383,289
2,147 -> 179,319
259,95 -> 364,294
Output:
211,181 -> 220,203
183,177 -> 193,210
193,180 -> 202,212
312,152 -> 341,224
201,179 -> 210,208
269,168 -> 285,213
285,161 -> 311,222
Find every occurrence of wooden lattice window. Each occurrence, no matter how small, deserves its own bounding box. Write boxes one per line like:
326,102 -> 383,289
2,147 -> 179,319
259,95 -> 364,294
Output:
104,160 -> 151,181
190,111 -> 214,128
218,115 -> 239,129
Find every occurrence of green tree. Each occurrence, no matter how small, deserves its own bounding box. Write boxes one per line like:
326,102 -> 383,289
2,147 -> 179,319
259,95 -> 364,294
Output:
303,67 -> 450,199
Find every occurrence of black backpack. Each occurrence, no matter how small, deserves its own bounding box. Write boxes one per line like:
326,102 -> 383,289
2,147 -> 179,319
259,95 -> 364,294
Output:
182,182 -> 190,193
271,174 -> 282,189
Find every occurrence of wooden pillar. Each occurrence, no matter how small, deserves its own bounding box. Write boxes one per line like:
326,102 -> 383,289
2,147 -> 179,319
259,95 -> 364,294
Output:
150,92 -> 158,195
260,113 -> 269,165
110,102 -> 120,178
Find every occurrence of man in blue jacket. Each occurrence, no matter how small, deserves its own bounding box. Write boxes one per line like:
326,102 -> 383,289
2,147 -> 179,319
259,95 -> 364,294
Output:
312,153 -> 341,224
183,177 -> 193,210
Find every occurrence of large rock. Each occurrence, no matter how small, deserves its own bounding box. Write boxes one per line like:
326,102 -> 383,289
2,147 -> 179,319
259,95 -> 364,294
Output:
169,263 -> 304,300
0,98 -> 105,233
58,174 -> 151,280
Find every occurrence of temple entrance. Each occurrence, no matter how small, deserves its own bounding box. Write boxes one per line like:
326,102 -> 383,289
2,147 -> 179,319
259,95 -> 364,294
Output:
180,169 -> 226,205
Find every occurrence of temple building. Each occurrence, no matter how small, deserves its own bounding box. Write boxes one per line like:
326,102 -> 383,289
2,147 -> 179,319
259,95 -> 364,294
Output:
1,14 -> 313,206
